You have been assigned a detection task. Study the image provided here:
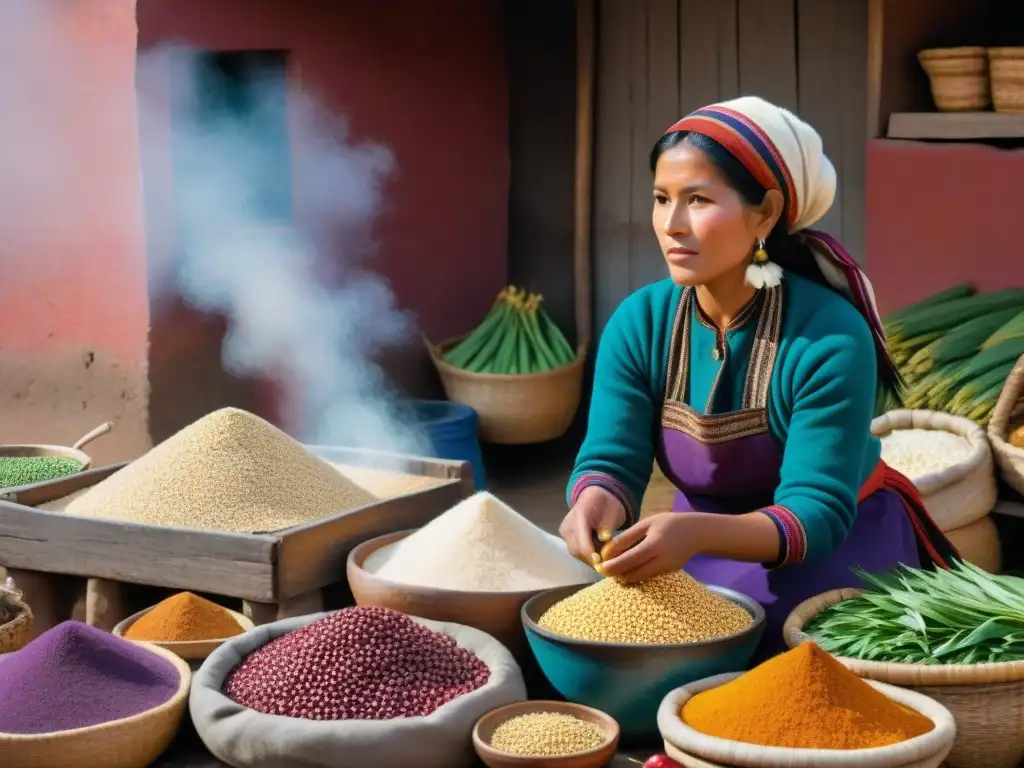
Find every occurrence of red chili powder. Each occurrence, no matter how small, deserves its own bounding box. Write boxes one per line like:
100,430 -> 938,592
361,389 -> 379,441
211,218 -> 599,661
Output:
0,621 -> 180,734
225,606 -> 490,720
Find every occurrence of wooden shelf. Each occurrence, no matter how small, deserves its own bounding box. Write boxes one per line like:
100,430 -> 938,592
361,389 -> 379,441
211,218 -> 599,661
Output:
888,112 -> 1024,140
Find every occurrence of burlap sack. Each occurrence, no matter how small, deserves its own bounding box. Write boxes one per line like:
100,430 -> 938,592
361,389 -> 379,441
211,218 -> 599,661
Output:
190,611 -> 526,768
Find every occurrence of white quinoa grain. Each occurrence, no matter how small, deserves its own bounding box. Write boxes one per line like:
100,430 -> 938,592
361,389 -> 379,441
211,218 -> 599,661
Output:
62,408 -> 376,533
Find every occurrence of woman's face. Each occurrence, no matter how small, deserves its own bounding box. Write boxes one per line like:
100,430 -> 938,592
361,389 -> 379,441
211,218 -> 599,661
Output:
652,142 -> 773,287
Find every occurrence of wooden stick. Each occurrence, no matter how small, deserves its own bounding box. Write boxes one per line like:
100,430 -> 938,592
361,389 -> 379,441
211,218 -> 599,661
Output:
574,0 -> 597,347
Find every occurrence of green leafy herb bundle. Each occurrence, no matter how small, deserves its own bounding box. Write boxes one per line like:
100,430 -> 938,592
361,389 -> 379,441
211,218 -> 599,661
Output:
806,561 -> 1024,665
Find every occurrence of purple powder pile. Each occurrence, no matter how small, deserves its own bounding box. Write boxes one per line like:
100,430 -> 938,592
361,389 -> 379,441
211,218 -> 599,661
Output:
0,620 -> 180,734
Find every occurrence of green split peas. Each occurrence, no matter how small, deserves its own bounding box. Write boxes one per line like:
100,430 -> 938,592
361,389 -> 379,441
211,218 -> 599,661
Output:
0,457 -> 82,490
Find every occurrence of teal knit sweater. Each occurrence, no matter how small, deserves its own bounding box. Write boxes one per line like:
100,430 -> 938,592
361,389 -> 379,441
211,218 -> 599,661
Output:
567,273 -> 882,566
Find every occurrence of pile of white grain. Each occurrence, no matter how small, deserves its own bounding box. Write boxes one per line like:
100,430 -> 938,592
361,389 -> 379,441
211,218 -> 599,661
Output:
61,408 -> 380,533
880,428 -> 973,479
365,491 -> 600,592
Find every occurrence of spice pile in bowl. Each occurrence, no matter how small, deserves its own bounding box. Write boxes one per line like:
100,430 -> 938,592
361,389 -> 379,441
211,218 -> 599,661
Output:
125,592 -> 244,643
538,571 -> 752,644
225,606 -> 490,720
0,621 -> 180,733
681,643 -> 933,749
488,712 -> 605,756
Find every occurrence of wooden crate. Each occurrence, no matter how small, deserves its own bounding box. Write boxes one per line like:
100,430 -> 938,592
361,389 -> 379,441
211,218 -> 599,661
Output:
0,447 -> 472,633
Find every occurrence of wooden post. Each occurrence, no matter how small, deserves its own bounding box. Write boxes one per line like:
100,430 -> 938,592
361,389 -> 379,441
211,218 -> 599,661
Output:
574,0 -> 597,348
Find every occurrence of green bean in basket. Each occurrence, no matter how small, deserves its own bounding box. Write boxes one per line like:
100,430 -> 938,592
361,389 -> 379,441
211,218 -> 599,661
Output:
806,560 -> 1024,665
443,285 -> 576,374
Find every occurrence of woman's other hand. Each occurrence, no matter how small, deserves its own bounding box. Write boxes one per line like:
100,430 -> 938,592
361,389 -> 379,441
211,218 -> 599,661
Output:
559,485 -> 627,566
598,512 -> 709,583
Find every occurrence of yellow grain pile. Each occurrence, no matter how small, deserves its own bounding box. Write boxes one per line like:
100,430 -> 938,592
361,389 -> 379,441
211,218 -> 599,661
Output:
64,408 -> 376,533
489,712 -> 605,756
538,571 -> 753,644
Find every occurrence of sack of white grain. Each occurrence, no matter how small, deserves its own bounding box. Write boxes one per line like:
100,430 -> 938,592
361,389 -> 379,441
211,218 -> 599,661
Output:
190,610 -> 526,768
987,353 -> 1024,497
873,409 -> 997,531
944,515 -> 1002,573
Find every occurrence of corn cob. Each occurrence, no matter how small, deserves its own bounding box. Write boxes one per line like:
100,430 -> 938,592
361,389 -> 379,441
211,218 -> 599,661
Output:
948,361 -> 1017,413
981,310 -> 1024,351
882,284 -> 973,333
887,289 -> 1024,344
905,307 -> 1022,376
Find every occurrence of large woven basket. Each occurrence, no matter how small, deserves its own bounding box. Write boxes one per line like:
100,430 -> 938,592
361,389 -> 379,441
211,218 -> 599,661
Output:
918,47 -> 991,112
944,514 -> 1001,573
426,335 -> 588,445
784,589 -> 1024,768
0,591 -> 32,654
988,48 -> 1024,114
987,354 -> 1024,496
872,409 -> 997,531
657,671 -> 955,767
0,641 -> 191,768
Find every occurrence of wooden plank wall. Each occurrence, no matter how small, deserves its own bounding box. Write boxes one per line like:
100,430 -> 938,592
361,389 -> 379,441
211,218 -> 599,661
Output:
592,0 -> 868,332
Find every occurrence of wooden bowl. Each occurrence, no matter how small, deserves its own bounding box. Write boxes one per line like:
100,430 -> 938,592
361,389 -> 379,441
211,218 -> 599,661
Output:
657,672 -> 955,767
0,641 -> 191,768
347,529 -> 598,660
473,700 -> 620,768
113,605 -> 254,661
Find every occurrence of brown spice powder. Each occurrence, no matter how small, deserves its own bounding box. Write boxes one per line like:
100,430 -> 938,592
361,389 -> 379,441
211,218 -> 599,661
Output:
125,592 -> 243,642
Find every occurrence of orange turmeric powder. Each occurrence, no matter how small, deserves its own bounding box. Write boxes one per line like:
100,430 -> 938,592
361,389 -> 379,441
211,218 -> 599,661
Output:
125,592 -> 243,642
681,642 -> 933,750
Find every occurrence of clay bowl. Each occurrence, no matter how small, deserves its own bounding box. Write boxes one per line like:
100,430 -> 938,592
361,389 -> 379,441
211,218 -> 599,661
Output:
473,700 -> 620,768
113,605 -> 254,661
347,529 -> 599,661
0,421 -> 114,477
521,584 -> 764,743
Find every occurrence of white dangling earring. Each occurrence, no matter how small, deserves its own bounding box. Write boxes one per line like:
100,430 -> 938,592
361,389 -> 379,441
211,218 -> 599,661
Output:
745,238 -> 784,289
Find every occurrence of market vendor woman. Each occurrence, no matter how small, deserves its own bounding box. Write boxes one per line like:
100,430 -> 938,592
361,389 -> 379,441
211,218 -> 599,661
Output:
559,97 -> 958,654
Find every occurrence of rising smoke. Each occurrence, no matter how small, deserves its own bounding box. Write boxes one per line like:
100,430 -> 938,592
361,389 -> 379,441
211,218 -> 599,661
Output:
135,46 -> 429,457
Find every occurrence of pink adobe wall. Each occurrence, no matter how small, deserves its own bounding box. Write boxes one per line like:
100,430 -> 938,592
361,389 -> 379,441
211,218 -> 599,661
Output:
865,139 -> 1024,315
0,0 -> 152,463
136,0 -> 510,437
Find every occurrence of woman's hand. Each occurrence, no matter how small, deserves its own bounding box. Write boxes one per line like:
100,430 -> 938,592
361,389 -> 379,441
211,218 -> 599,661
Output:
598,512 -> 710,583
559,485 -> 627,566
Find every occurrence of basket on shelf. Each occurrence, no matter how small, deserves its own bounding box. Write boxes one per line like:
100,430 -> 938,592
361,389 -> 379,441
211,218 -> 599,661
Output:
784,589 -> 1024,768
987,354 -> 1024,496
918,47 -> 991,112
0,579 -> 33,654
426,335 -> 588,445
988,48 -> 1024,114
872,409 -> 997,532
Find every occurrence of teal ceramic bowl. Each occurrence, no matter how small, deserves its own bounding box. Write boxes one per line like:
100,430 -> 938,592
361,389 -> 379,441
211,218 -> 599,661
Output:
521,582 -> 764,743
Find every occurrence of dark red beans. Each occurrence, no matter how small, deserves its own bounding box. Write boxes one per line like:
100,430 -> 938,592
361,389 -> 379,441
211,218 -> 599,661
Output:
225,607 -> 490,720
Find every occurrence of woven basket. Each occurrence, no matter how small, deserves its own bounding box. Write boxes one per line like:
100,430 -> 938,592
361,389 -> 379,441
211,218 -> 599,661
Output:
0,592 -> 32,654
988,48 -> 1024,114
426,335 -> 588,445
944,514 -> 1001,573
0,642 -> 191,768
918,47 -> 991,112
987,354 -> 1024,496
872,410 -> 996,531
784,589 -> 1024,768
657,671 -> 955,767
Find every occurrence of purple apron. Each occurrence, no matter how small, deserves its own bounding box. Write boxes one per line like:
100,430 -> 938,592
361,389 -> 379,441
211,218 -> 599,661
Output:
658,286 -> 920,658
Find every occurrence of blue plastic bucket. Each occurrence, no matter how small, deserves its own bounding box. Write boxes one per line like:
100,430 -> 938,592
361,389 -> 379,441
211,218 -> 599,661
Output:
410,400 -> 486,490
